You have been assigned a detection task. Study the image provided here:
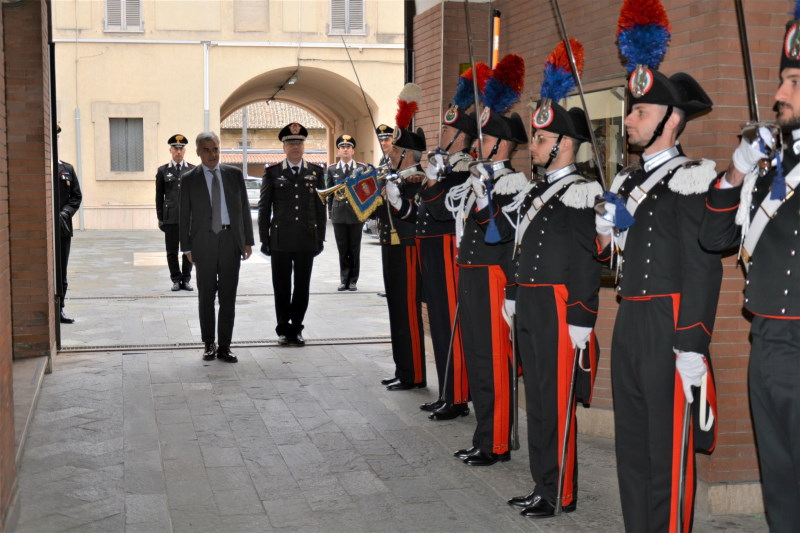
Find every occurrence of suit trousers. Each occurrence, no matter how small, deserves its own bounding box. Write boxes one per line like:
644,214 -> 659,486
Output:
418,235 -> 468,404
333,222 -> 362,285
612,295 -> 696,533
516,285 -> 577,507
194,228 -> 242,348
381,242 -> 425,385
458,265 -> 512,454
750,316 -> 800,532
164,223 -> 193,283
270,250 -> 315,336
60,235 -> 71,310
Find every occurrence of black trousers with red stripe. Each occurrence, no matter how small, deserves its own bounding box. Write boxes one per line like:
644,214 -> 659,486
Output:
382,242 -> 425,385
458,264 -> 512,454
612,296 -> 696,533
516,285 -> 577,507
749,316 -> 800,532
418,235 -> 468,405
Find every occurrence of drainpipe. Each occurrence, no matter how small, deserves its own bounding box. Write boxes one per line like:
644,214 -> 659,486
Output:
203,41 -> 211,131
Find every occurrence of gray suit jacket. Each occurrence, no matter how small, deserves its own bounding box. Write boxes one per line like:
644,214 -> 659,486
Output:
179,164 -> 255,262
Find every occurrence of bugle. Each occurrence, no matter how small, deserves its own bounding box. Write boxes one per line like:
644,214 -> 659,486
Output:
317,182 -> 347,204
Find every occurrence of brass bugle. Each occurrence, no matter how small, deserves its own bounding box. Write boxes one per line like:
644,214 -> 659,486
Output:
317,182 -> 347,204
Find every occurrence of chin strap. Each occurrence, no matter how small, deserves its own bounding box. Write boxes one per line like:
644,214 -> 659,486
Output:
444,130 -> 463,152
488,139 -> 501,159
643,105 -> 673,150
543,134 -> 564,171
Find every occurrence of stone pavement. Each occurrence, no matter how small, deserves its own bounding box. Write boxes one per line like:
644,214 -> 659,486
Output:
13,223 -> 769,532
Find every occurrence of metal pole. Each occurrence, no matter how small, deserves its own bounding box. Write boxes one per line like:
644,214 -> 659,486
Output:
733,0 -> 760,122
510,314 -> 520,450
438,301 -> 461,403
676,399 -> 692,533
555,347 -> 580,515
463,0 -> 484,160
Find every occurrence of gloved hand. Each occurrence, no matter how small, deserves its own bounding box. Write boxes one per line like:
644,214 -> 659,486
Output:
59,210 -> 71,236
502,298 -> 516,327
314,242 -> 324,257
595,202 -> 616,235
260,242 -> 270,256
675,350 -> 707,403
426,153 -> 445,181
158,220 -> 165,232
470,176 -> 487,199
568,325 -> 592,349
385,179 -> 402,209
732,128 -> 773,174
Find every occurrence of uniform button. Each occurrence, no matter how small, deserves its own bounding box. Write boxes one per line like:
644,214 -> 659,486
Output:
540,230 -> 545,234
652,194 -> 658,199
515,261 -> 520,266
616,286 -> 621,292
538,242 -> 543,246
535,254 -> 540,259
782,308 -> 786,314
515,273 -> 519,278
295,206 -> 299,210
295,184 -> 299,188
795,230 -> 799,236
792,250 -> 797,256
648,211 -> 653,216
745,297 -> 749,303
530,278 -> 535,282
533,267 -> 537,271
785,289 -> 790,295
645,258 -> 650,263
472,239 -> 476,244
641,289 -> 647,295
745,279 -> 750,285
470,250 -> 474,254
543,217 -> 548,222
648,227 -> 653,232
788,270 -> 792,276
295,217 -> 299,221
295,195 -> 299,198
647,242 -> 652,247
644,274 -> 648,279
467,260 -> 472,265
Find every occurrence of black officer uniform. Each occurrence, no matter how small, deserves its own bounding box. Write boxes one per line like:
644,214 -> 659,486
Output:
450,110 -> 528,465
378,126 -> 426,390
415,109 -> 479,419
505,104 -> 602,517
56,155 -> 83,324
597,71 -> 721,532
259,123 -> 326,345
326,135 -> 366,291
156,134 -> 194,291
376,124 -> 394,167
699,19 -> 800,531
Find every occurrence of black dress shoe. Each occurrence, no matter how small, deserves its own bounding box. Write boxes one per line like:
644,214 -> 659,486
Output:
453,446 -> 479,459
181,281 -> 193,291
386,381 -> 426,391
508,490 -> 539,508
289,333 -> 305,346
347,282 -> 357,291
216,346 -> 238,363
520,497 -> 576,518
380,377 -> 399,386
171,282 -> 181,291
59,312 -> 75,324
429,403 -> 469,420
202,342 -> 217,361
338,284 -> 347,291
278,335 -> 290,346
420,399 -> 445,412
463,450 -> 510,466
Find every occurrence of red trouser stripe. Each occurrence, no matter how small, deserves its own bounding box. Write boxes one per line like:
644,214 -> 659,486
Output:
488,264 -> 512,453
443,234 -> 468,403
405,246 -> 424,383
553,284 -> 577,506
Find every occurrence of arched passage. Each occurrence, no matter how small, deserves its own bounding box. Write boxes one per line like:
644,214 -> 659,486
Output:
221,66 -> 384,165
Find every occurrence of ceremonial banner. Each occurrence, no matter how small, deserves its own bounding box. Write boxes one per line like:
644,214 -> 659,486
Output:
343,165 -> 384,222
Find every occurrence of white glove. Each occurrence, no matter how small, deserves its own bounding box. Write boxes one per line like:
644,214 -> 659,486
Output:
595,202 -> 616,235
675,350 -> 707,403
470,175 -> 486,199
426,153 -> 445,181
385,180 -> 402,209
731,128 -> 773,174
568,325 -> 592,349
504,298 -> 516,317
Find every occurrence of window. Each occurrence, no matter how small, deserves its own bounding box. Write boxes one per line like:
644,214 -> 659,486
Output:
330,0 -> 364,35
105,0 -> 142,32
109,118 -> 144,172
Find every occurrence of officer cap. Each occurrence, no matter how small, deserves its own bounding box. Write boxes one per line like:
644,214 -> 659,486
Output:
168,134 -> 188,148
531,102 -> 591,143
376,124 -> 394,139
279,122 -> 308,142
336,134 -> 356,148
480,110 -> 528,145
781,17 -> 800,72
393,127 -> 426,152
628,70 -> 712,119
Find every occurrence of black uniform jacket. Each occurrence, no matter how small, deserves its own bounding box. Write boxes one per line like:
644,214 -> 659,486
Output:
179,164 -> 255,261
701,146 -> 800,319
505,169 -> 603,328
456,163 -> 527,282
326,161 -> 366,225
259,160 -> 326,253
377,166 -> 423,245
57,161 -> 83,237
598,146 -> 721,354
156,161 -> 195,225
416,152 -> 473,237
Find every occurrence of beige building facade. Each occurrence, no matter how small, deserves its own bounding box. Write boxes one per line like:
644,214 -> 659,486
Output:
52,0 -> 405,229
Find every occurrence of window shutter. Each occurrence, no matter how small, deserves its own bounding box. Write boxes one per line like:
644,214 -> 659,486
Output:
106,0 -> 122,30
348,0 -> 364,33
330,0 -> 345,33
125,0 -> 141,30
110,118 -> 144,172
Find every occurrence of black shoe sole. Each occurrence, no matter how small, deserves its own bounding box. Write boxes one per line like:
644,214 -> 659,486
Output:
429,407 -> 470,421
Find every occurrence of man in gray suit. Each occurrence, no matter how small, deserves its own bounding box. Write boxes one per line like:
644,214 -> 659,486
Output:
180,131 -> 254,363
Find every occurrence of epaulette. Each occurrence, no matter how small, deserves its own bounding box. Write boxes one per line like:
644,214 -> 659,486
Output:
668,158 -> 717,195
560,179 -> 603,209
494,171 -> 528,195
450,152 -> 474,173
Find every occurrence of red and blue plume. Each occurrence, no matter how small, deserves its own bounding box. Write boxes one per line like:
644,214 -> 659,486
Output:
617,0 -> 671,73
395,83 -> 422,129
483,54 -> 525,113
540,39 -> 584,101
453,62 -> 491,109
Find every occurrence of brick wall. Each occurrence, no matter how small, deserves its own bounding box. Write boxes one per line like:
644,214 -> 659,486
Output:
0,3 -> 16,530
5,0 -> 55,360
414,0 -> 782,489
